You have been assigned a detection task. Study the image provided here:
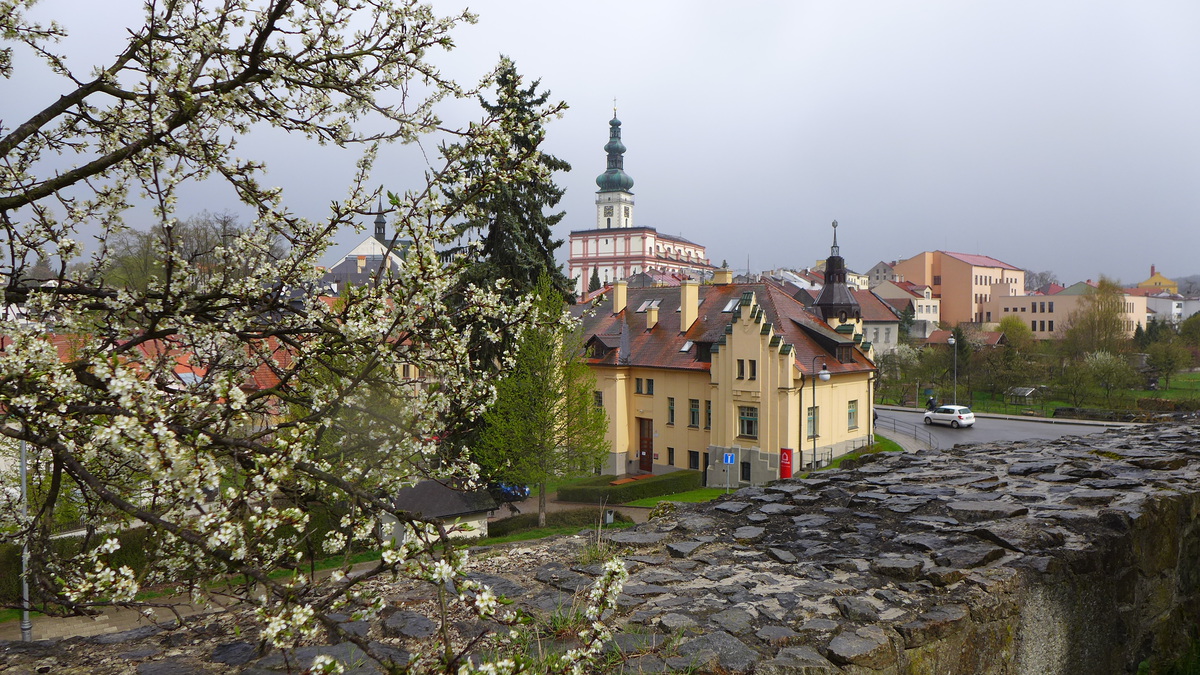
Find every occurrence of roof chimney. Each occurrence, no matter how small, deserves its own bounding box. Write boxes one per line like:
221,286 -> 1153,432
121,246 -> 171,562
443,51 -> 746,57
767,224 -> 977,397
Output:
646,306 -> 659,330
680,279 -> 699,331
714,268 -> 733,285
613,280 -> 627,314
1151,264 -> 1156,277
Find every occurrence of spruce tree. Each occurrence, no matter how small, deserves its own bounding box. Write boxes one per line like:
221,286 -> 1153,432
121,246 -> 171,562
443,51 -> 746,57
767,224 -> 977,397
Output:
441,58 -> 573,450
449,58 -> 571,302
589,267 -> 602,293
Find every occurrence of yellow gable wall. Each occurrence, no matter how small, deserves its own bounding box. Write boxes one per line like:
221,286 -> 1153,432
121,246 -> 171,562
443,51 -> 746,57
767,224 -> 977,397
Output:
588,290 -> 875,485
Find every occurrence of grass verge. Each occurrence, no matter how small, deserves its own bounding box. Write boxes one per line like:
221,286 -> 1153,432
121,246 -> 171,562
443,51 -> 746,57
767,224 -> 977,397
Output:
622,488 -> 728,508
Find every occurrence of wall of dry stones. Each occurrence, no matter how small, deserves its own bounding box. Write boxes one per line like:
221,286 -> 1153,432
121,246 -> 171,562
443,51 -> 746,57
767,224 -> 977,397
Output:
2,424 -> 1200,674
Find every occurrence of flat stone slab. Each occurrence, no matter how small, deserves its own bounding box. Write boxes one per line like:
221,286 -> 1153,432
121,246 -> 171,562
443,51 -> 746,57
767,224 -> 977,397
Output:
676,629 -> 762,673
947,501 -> 1029,522
756,646 -> 839,674
608,531 -> 667,546
826,626 -> 894,669
898,604 -> 970,648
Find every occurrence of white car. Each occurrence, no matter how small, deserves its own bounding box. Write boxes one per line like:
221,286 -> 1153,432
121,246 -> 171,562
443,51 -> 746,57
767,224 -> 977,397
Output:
924,404 -> 975,428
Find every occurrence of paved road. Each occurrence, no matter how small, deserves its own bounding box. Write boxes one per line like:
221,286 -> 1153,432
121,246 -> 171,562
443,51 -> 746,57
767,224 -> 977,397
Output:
878,408 -> 1129,449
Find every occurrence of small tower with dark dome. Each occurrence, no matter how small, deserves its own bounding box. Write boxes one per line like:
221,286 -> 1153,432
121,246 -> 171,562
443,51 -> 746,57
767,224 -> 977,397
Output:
595,112 -> 635,229
814,220 -> 862,327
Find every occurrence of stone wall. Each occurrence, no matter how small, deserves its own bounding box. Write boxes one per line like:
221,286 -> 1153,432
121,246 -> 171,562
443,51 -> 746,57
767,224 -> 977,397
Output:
3,424 -> 1200,674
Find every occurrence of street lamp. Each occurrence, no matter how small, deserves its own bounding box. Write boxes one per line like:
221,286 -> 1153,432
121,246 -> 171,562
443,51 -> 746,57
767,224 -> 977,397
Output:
947,334 -> 958,406
810,357 -> 831,469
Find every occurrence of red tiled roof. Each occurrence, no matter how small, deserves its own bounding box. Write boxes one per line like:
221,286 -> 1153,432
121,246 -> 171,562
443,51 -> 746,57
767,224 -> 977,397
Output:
854,290 -> 902,323
941,251 -> 1022,271
574,282 -> 874,378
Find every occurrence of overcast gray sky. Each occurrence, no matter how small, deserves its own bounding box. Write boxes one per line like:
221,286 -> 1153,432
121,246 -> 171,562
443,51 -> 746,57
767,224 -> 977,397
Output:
9,1 -> 1200,286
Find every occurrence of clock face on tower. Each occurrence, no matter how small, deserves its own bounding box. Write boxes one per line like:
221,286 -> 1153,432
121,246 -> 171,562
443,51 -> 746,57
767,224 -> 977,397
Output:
603,206 -> 614,217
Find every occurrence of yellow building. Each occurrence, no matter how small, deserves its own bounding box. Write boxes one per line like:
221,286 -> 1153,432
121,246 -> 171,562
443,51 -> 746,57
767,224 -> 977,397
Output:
1137,265 -> 1178,294
575,229 -> 876,487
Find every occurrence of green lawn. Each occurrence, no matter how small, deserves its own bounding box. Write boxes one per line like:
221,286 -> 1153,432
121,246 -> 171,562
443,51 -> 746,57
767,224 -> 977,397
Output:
622,488 -> 728,508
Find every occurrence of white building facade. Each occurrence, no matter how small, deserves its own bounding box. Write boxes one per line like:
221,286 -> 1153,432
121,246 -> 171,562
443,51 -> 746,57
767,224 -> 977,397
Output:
568,115 -> 712,296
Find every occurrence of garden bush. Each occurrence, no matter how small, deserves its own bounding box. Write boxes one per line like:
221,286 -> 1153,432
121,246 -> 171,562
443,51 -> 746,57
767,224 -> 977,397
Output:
556,470 -> 702,504
487,507 -> 631,538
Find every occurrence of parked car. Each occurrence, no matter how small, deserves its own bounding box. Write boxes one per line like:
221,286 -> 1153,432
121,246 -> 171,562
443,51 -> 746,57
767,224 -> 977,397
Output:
489,483 -> 531,503
924,404 -> 975,428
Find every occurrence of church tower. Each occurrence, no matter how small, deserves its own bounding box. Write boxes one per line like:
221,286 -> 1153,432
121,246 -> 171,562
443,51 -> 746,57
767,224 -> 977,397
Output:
595,114 -> 635,229
814,220 -> 862,326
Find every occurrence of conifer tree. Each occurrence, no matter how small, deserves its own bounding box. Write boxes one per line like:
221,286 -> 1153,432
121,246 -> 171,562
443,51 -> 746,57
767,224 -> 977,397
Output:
474,273 -> 609,527
589,267 -> 602,293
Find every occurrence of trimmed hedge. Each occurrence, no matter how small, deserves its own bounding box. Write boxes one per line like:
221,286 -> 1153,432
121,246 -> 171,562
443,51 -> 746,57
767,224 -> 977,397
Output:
1136,398 -> 1200,412
487,507 -> 632,538
0,502 -> 351,608
557,470 -> 702,505
0,527 -> 153,607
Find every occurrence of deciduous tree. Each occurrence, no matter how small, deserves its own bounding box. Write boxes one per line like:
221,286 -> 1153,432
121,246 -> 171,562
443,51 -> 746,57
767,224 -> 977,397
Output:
1084,351 -> 1137,407
1146,339 -> 1192,389
0,3 -> 622,671
1061,277 -> 1132,358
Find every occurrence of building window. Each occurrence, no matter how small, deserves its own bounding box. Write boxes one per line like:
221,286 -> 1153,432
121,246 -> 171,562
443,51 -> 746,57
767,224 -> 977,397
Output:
635,378 -> 643,394
646,379 -> 655,395
873,327 -> 879,342
848,400 -> 859,429
705,400 -> 712,429
738,406 -> 758,439
689,399 -> 700,427
884,327 -> 891,342
1048,320 -> 1054,332
594,391 -> 603,407
736,359 -> 745,379
1048,301 -> 1054,313
667,447 -> 675,465
986,312 -> 991,322
667,397 -> 675,425
740,461 -> 751,482
1031,320 -> 1036,331
748,360 -> 757,380
688,450 -> 700,470
402,364 -> 410,378
1040,320 -> 1046,332
807,406 -> 819,439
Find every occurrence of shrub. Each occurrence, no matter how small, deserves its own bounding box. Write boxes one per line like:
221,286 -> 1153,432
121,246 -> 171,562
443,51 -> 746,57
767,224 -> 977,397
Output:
487,508 -> 630,538
556,470 -> 702,504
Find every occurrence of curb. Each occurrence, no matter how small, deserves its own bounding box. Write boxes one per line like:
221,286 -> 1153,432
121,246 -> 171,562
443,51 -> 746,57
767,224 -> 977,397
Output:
875,404 -> 1142,428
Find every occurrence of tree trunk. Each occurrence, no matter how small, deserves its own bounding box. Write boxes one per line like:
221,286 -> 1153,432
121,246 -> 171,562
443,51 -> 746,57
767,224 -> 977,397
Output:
538,481 -> 547,528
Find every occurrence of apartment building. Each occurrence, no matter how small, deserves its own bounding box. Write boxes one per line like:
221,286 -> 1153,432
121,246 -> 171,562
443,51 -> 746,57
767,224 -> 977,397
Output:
892,251 -> 1024,325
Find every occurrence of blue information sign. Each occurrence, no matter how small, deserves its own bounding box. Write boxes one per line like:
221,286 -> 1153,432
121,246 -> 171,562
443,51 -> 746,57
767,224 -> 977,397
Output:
723,452 -> 736,465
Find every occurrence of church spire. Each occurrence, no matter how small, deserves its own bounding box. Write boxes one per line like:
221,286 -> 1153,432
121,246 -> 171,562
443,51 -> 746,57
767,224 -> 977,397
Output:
373,195 -> 387,244
814,219 -> 860,323
596,114 -> 634,193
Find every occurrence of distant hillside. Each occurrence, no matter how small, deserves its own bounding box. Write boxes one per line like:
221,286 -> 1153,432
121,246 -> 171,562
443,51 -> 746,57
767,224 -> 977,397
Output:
1176,274 -> 1200,295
